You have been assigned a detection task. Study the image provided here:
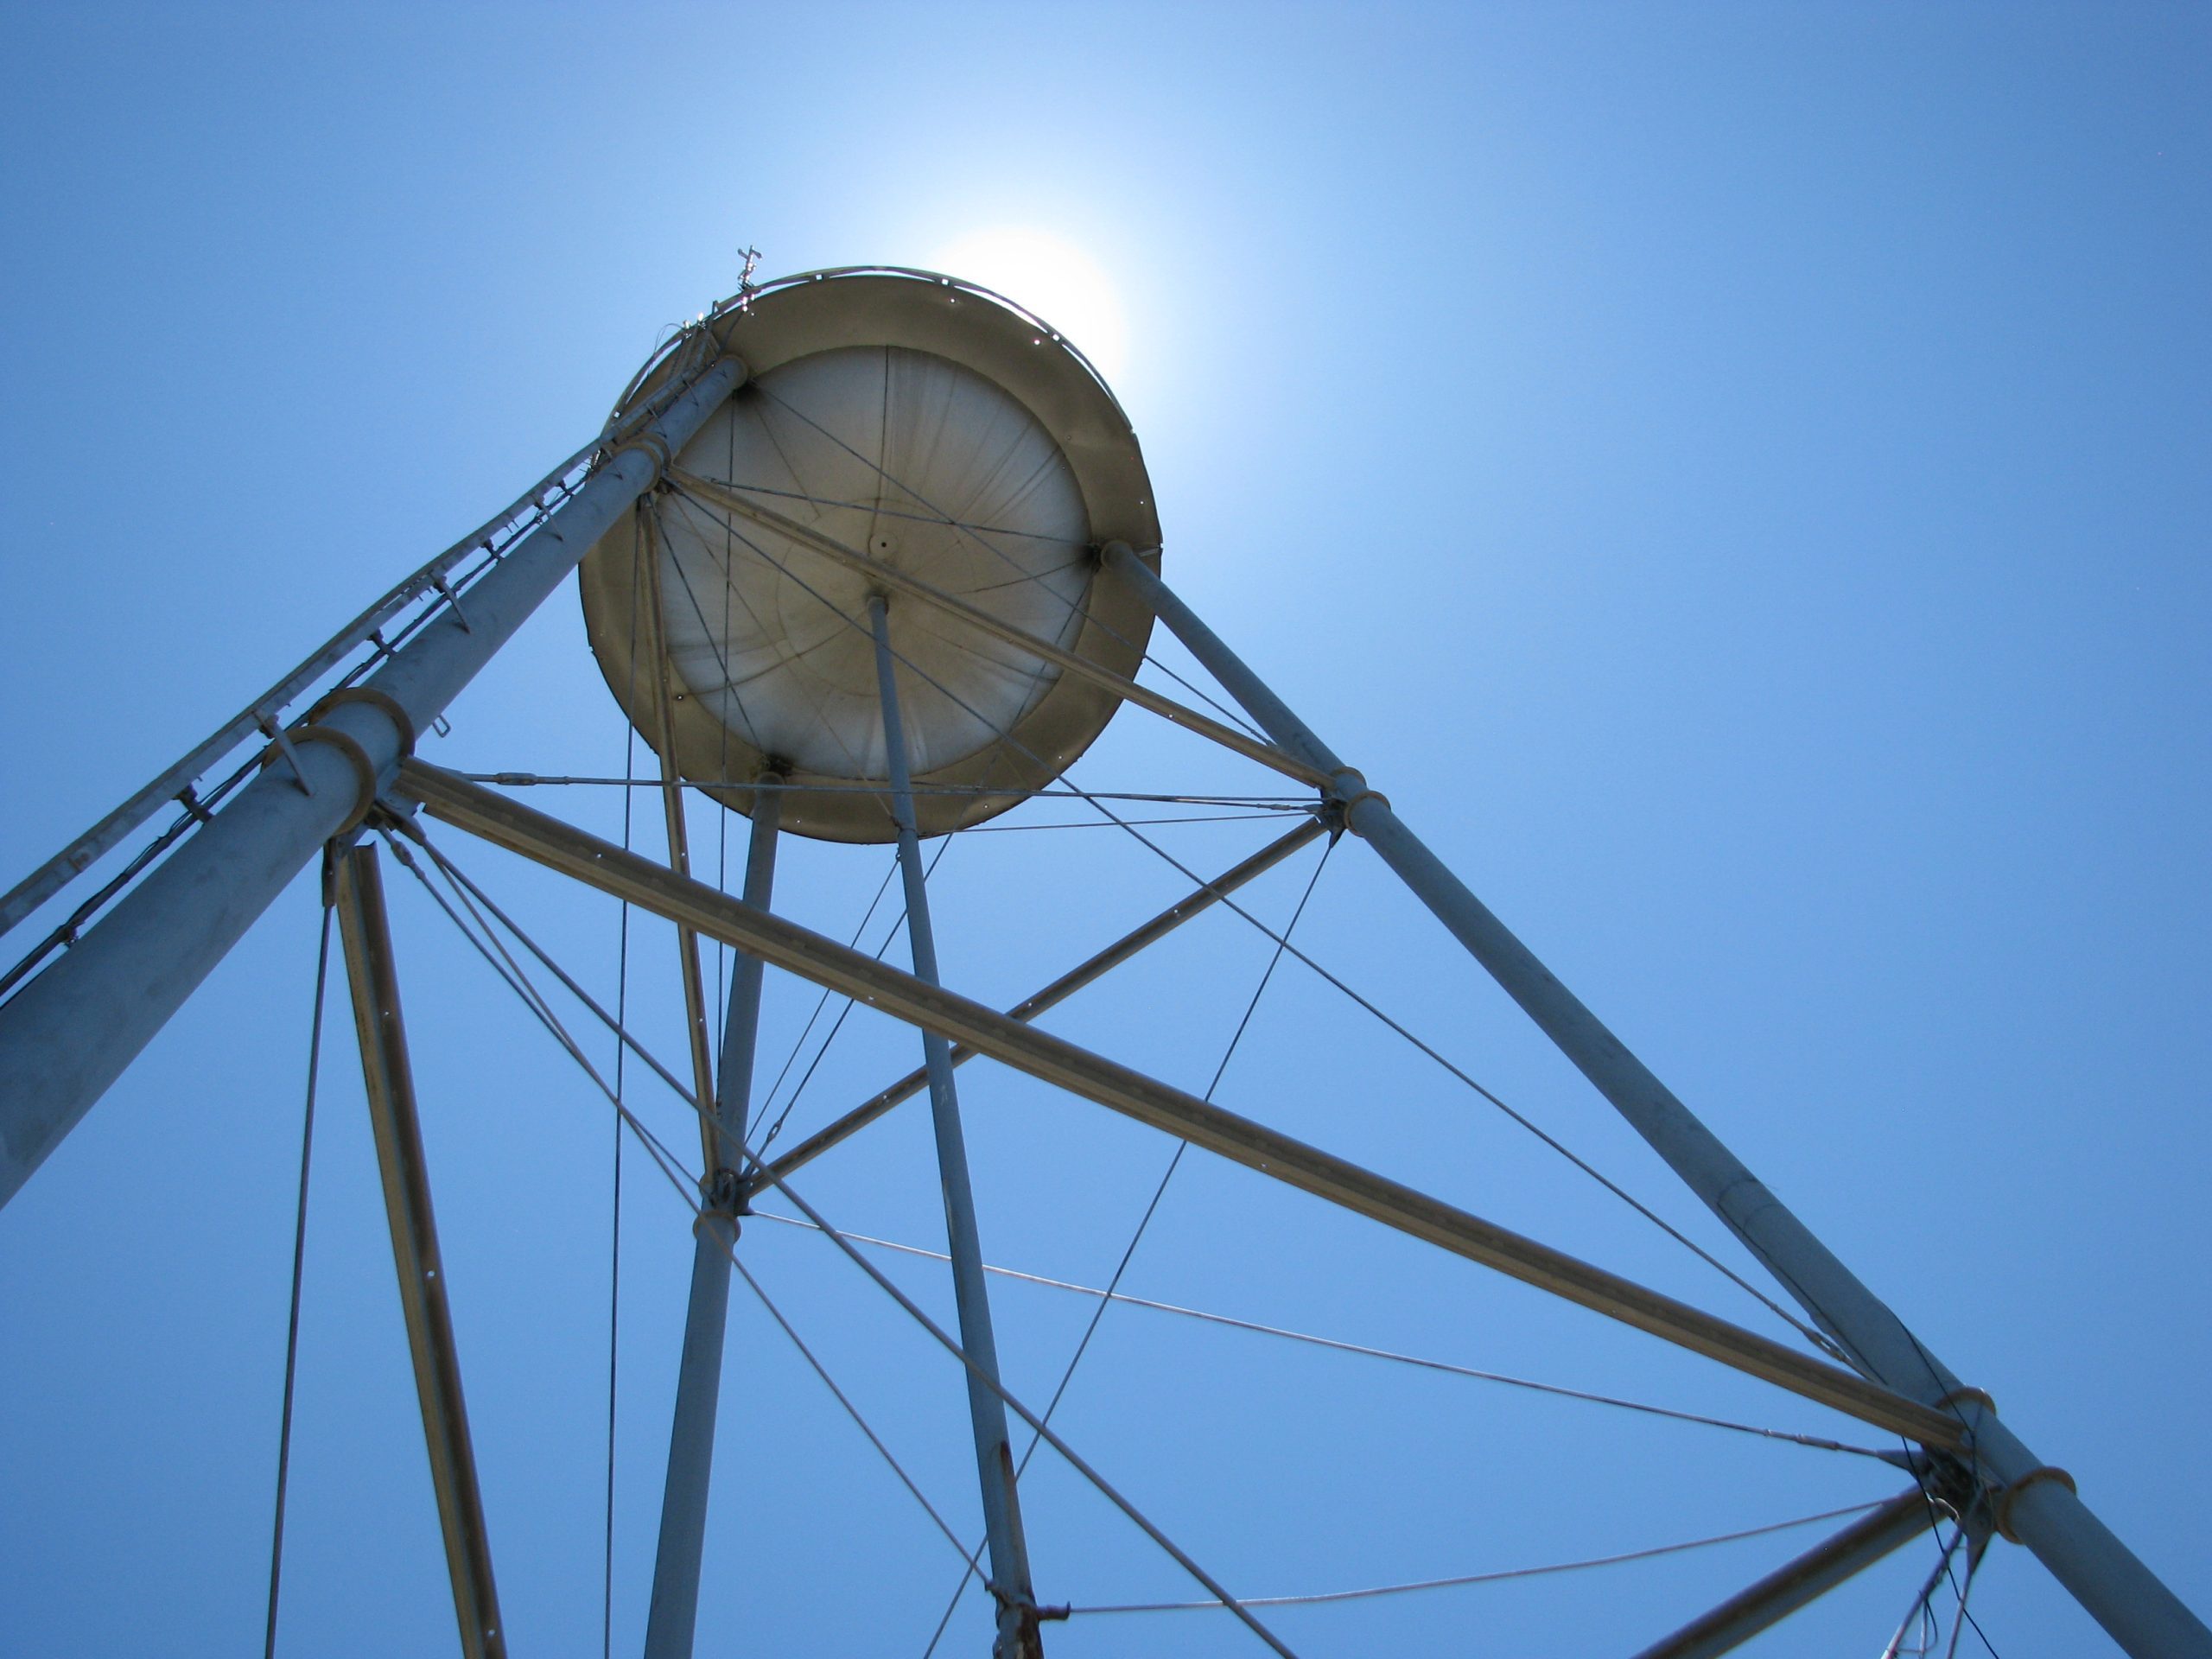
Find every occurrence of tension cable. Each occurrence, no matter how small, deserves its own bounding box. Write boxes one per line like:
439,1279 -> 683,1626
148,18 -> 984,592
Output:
697,501 -> 1834,1357
262,871 -> 334,1659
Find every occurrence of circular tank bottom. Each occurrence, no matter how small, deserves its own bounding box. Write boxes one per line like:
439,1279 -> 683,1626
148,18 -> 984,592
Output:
579,270 -> 1163,843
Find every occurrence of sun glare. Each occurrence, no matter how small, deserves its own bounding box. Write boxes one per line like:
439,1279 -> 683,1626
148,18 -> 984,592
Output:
930,228 -> 1129,385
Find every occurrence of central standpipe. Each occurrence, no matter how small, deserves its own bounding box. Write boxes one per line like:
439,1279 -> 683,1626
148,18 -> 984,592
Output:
869,595 -> 1041,1659
644,784 -> 782,1659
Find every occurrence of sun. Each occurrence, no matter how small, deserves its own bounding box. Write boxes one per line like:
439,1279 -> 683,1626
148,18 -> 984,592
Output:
929,228 -> 1129,385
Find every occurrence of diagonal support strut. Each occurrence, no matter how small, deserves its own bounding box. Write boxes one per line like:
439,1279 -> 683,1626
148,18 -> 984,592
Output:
634,504 -> 721,1168
665,469 -> 1333,793
745,813 -> 1328,1196
397,757 -> 1963,1453
1631,1486 -> 1935,1659
333,842 -> 507,1659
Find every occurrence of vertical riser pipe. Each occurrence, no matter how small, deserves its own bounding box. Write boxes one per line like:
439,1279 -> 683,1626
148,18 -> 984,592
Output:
644,795 -> 779,1659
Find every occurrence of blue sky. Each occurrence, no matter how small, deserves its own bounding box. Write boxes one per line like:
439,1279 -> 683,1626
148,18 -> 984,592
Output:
2,4 -> 2207,1656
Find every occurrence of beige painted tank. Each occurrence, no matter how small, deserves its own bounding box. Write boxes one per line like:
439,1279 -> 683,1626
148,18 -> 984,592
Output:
579,268 -> 1161,842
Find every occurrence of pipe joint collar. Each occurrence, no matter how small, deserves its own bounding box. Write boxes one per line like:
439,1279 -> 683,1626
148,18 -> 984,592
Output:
1993,1465 -> 2077,1542
1935,1385 -> 1997,1420
290,726 -> 380,836
612,430 -> 673,479
690,1206 -> 741,1244
1329,768 -> 1391,830
309,686 -> 418,757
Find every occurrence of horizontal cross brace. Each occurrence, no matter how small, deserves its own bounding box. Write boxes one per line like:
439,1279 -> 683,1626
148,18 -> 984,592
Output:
398,759 -> 1964,1453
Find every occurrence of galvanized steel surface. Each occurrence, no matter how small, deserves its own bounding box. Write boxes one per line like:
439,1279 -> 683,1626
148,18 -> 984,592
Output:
0,358 -> 747,1207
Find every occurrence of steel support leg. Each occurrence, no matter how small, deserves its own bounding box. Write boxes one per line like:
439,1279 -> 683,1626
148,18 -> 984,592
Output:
1100,541 -> 2211,1659
644,785 -> 781,1659
332,842 -> 506,1659
0,354 -> 746,1209
870,595 -> 1041,1658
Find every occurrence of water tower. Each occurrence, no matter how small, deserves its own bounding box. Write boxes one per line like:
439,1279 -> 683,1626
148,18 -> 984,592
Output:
0,268 -> 2202,1659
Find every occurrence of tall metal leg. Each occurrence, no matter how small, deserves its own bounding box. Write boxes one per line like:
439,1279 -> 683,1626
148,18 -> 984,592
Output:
1101,541 -> 2211,1659
332,842 -> 506,1659
644,785 -> 781,1659
0,355 -> 745,1211
870,595 -> 1041,1659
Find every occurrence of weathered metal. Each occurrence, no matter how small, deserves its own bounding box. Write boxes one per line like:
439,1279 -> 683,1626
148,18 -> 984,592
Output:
399,759 -> 1963,1452
669,469 -> 1333,795
0,354 -> 747,1210
1099,540 -> 2212,1659
333,843 -> 505,1659
578,270 -> 1166,845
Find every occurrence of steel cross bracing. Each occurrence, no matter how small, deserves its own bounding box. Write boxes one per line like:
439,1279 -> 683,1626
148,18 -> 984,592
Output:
385,553 -> 2177,1654
1630,1487 -> 1939,1659
398,760 -> 1964,1442
3,333 -> 2206,1652
389,798 -> 1332,1653
360,778 -> 1940,1659
664,468 -> 1334,793
1092,541 -> 2211,1659
744,813 -> 1328,1197
405,762 -> 1962,1448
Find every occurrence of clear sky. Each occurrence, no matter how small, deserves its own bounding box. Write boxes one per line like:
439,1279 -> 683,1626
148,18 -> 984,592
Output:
2,4 -> 2207,1656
